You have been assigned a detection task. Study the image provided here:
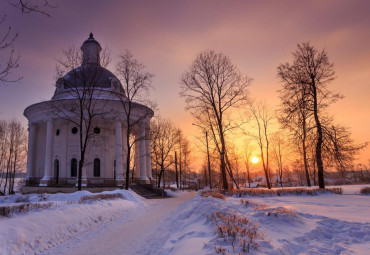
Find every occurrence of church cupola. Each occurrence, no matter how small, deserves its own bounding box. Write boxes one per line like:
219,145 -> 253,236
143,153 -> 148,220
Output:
81,33 -> 102,65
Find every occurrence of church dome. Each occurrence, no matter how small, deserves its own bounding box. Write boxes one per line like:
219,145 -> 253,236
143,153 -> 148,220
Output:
52,33 -> 125,98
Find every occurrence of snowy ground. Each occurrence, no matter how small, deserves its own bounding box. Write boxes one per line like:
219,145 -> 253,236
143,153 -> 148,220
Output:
0,185 -> 369,254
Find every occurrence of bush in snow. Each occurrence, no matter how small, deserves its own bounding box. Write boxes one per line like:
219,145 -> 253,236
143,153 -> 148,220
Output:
201,190 -> 226,200
38,193 -> 50,201
0,202 -> 53,217
15,195 -> 30,203
79,193 -> 124,203
360,187 -> 370,195
230,187 -> 342,197
208,211 -> 264,253
240,199 -> 296,218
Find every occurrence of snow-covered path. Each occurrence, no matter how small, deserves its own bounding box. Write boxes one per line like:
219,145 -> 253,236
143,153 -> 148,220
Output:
40,192 -> 196,255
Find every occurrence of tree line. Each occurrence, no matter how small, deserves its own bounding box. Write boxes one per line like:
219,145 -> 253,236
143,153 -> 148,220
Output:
0,120 -> 27,195
180,43 -> 367,190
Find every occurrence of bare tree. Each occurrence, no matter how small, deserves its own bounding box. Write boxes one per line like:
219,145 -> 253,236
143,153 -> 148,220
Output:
277,42 -> 367,188
1,1 -> 57,85
175,130 -> 193,189
115,50 -> 154,189
180,136 -> 192,189
150,117 -> 178,188
180,50 -> 251,190
278,77 -> 313,187
52,39 -> 112,190
277,42 -> 342,188
321,121 -> 367,178
248,102 -> 274,189
0,119 -> 26,195
271,132 -> 286,187
244,141 -> 253,188
10,0 -> 57,17
0,16 -> 20,84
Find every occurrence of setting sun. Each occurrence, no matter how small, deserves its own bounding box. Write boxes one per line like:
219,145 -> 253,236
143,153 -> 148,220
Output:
251,156 -> 259,164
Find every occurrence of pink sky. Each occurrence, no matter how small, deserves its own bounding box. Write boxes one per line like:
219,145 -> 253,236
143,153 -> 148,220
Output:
0,0 -> 369,166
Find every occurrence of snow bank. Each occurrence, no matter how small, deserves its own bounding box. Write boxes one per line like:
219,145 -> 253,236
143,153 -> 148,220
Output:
0,189 -> 145,255
159,187 -> 370,254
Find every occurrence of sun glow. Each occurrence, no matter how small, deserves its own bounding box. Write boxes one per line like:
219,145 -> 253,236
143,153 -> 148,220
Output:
251,156 -> 259,164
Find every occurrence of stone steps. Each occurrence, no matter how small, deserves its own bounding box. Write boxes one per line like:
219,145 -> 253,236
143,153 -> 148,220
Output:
129,184 -> 167,199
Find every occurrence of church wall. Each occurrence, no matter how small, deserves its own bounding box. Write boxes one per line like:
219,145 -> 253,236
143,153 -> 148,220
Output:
52,121 -> 68,180
85,122 -> 115,181
35,123 -> 46,179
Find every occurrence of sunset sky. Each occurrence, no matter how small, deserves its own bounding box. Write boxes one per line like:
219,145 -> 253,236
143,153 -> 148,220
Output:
0,0 -> 369,167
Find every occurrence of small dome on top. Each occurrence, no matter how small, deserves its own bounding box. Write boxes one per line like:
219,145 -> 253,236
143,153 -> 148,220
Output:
52,34 -> 126,99
81,33 -> 102,65
83,33 -> 100,45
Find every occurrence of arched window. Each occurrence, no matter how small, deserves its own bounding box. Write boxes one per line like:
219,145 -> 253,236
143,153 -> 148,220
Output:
54,159 -> 59,184
94,158 -> 100,177
114,160 -> 116,180
71,158 -> 77,177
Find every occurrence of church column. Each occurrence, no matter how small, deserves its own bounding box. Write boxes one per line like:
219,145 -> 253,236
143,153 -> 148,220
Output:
115,120 -> 124,186
26,123 -> 37,184
138,123 -> 149,182
134,130 -> 140,180
145,120 -> 152,180
40,119 -> 53,186
122,125 -> 128,178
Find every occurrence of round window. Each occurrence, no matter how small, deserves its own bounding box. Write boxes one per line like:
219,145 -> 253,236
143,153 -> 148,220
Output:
72,127 -> 78,134
56,129 -> 60,136
94,127 -> 101,134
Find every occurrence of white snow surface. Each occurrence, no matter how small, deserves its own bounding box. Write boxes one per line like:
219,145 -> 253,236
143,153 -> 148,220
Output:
0,185 -> 369,255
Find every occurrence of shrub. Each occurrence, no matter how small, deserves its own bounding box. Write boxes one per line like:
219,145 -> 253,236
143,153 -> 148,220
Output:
240,199 -> 296,218
79,193 -> 124,203
208,211 -> 264,253
15,195 -> 30,203
0,202 -> 53,217
230,187 -> 342,197
38,193 -> 49,201
360,187 -> 370,195
201,190 -> 226,200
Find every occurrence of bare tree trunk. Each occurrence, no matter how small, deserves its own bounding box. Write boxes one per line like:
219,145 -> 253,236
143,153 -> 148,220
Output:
301,115 -> 312,187
179,148 -> 182,189
313,84 -> 325,188
175,151 -> 179,188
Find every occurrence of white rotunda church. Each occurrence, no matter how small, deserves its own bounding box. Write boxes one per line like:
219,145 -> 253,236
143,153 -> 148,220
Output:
23,34 -> 153,191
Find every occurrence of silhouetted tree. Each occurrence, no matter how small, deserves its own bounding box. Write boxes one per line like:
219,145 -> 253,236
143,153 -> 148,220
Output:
1,0 -> 57,84
0,119 -> 26,195
277,42 -> 341,188
150,118 -> 178,188
272,132 -> 286,187
0,16 -> 20,84
278,78 -> 313,187
180,50 -> 251,190
115,50 -> 154,189
249,101 -> 274,189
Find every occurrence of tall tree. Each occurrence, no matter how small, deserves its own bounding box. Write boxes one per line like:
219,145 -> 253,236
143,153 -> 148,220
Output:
115,50 -> 154,189
277,42 -> 340,188
0,119 -> 26,195
180,50 -> 251,190
249,102 -> 273,189
278,80 -> 313,187
150,117 -> 178,188
244,141 -> 253,188
272,132 -> 286,187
